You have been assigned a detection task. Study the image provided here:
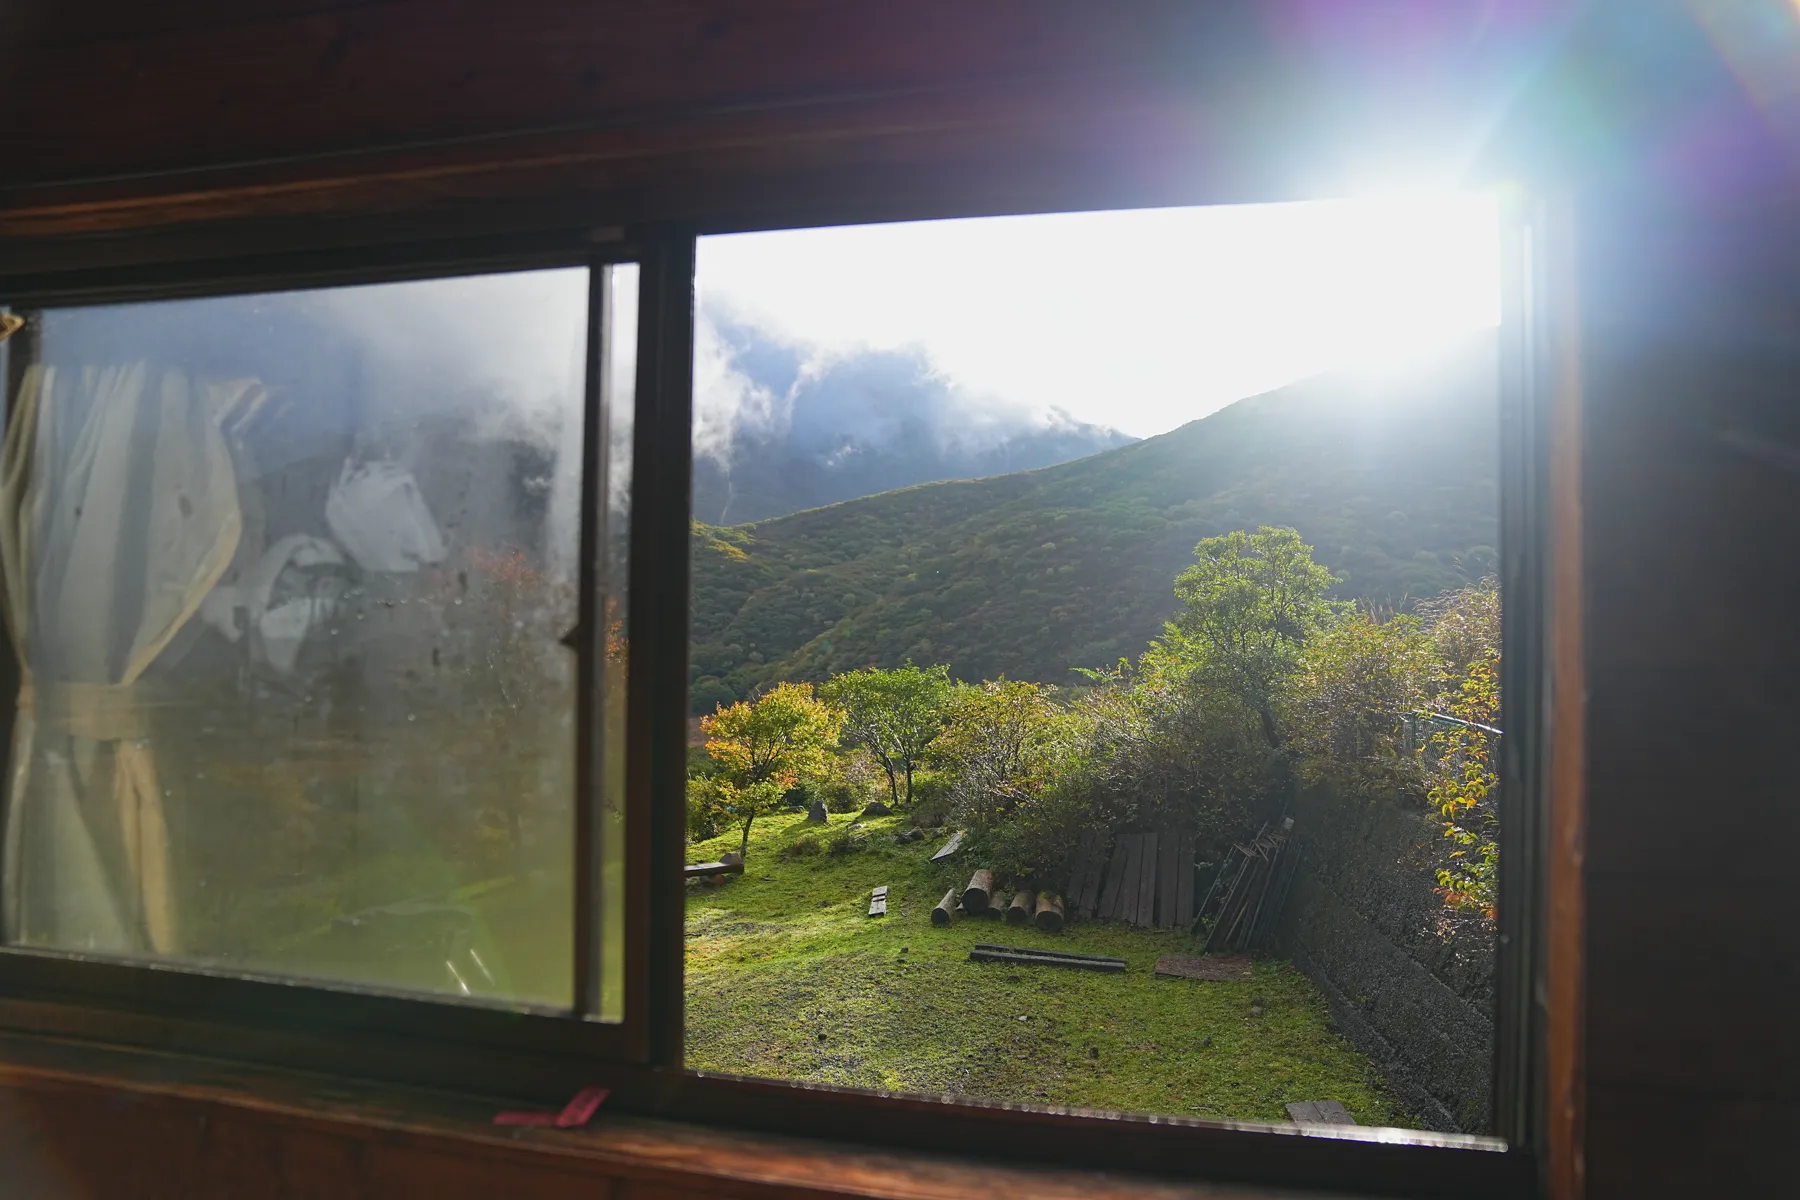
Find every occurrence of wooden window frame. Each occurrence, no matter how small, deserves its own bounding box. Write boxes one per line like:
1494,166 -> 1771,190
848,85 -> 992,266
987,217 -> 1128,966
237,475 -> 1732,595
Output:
0,191 -> 1570,1200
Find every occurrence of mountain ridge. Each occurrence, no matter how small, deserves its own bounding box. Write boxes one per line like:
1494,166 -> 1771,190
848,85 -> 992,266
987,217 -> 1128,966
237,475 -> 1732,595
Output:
693,312 -> 1134,523
690,336 -> 1500,710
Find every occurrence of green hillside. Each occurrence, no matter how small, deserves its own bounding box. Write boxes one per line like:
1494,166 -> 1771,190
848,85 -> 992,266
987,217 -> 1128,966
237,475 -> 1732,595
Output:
691,338 -> 1498,708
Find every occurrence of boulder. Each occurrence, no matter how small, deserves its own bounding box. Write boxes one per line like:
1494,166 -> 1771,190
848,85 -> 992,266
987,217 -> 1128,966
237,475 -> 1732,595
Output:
806,800 -> 828,825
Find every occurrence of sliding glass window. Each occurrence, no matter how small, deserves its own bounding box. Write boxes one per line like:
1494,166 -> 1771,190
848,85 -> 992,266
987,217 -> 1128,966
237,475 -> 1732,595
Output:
0,264 -> 636,1016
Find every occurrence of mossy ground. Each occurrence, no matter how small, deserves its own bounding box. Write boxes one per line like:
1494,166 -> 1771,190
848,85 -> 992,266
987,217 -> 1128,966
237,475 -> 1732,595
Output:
686,809 -> 1413,1124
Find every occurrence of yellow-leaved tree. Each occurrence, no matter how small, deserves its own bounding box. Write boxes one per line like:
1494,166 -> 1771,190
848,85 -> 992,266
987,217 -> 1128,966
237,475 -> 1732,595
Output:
700,681 -> 845,860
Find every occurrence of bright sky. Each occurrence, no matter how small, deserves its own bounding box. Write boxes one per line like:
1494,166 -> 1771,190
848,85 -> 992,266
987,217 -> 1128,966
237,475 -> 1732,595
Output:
696,196 -> 1500,438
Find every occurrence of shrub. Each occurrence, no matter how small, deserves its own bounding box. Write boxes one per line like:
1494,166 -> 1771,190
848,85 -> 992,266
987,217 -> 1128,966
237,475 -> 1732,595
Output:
825,828 -> 865,856
690,675 -> 739,716
779,835 -> 823,860
931,679 -> 1078,832
1281,609 -> 1432,799
687,775 -> 730,842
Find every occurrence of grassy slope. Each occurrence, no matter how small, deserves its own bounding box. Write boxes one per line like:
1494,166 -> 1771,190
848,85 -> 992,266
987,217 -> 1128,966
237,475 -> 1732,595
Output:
686,809 -> 1413,1125
691,335 -> 1499,703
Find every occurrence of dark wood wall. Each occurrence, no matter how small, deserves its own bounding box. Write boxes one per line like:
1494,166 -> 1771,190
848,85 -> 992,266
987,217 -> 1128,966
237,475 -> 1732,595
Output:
1575,191 -> 1800,1196
2,2 -> 1796,1197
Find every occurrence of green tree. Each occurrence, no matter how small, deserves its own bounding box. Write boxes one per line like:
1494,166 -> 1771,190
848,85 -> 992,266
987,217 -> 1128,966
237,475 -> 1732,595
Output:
930,680 -> 1073,830
1419,581 -> 1501,919
701,682 -> 845,859
819,662 -> 952,806
1282,609 -> 1434,797
1169,526 -> 1338,745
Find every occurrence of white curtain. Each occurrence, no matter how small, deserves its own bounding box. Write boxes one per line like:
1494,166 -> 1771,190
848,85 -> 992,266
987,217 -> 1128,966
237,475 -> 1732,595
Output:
0,362 -> 252,954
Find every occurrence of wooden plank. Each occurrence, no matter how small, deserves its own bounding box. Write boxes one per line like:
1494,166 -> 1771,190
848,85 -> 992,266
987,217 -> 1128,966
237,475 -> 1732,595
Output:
1134,833 -> 1158,927
1285,1100 -> 1355,1126
1156,836 -> 1179,928
1110,836 -> 1141,922
1096,835 -> 1130,921
1064,832 -> 1093,917
1153,955 -> 1251,982
868,886 -> 888,918
1065,832 -> 1089,892
928,830 -> 965,862
1077,831 -> 1106,918
683,860 -> 742,878
1175,835 -> 1196,928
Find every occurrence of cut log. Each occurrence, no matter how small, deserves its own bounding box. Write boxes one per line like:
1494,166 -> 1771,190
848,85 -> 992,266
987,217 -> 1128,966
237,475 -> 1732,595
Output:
962,869 -> 995,913
1035,891 -> 1065,933
931,888 -> 957,926
1006,890 -> 1035,925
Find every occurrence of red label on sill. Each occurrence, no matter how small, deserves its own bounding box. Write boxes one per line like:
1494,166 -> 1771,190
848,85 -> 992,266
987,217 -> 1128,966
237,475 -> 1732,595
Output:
493,1086 -> 610,1128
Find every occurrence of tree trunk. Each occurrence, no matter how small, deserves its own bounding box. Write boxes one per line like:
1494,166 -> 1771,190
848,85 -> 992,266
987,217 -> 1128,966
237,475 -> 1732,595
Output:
962,869 -> 995,913
931,887 -> 957,926
1006,890 -> 1035,925
1035,891 -> 1065,933
739,816 -> 754,862
903,762 -> 913,806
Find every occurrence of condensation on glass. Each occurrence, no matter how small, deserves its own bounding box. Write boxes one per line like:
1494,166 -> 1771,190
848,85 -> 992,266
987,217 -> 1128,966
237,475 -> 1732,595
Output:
0,266 -> 636,1013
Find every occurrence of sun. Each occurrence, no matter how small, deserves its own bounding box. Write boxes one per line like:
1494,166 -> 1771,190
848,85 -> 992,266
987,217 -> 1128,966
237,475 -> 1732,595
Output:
1317,190 -> 1502,375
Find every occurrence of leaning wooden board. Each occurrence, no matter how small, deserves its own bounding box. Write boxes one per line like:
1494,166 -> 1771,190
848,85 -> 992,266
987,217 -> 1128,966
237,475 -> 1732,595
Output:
1175,833 -> 1196,928
1156,835 -> 1180,928
1058,834 -> 1101,921
1111,835 -> 1141,921
1135,832 -> 1159,927
868,886 -> 888,918
1097,834 -> 1131,919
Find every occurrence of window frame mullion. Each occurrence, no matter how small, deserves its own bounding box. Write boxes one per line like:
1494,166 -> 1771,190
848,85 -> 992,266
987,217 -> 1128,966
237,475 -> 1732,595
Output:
624,228 -> 697,1067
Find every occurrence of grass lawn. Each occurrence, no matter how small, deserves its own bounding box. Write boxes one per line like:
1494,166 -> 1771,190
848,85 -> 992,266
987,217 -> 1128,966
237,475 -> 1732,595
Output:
686,808 -> 1414,1125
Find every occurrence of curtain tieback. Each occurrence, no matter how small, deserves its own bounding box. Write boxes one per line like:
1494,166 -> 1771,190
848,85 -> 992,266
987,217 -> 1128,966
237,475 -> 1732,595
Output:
17,677 -> 149,742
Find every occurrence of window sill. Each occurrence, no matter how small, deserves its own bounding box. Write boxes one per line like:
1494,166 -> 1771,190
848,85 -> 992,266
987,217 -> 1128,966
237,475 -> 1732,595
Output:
0,1030 -> 1397,1199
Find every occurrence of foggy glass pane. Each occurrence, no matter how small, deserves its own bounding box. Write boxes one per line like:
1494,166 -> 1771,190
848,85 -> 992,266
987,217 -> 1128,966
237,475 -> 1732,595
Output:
0,267 -> 620,1010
